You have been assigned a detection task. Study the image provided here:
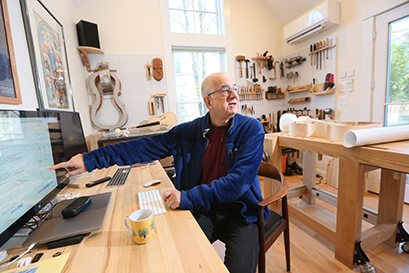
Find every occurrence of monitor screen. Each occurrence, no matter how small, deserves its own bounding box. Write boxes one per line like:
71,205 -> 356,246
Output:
0,110 -> 58,247
0,109 -> 88,248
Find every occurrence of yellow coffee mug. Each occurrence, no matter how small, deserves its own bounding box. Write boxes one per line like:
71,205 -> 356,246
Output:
124,209 -> 155,244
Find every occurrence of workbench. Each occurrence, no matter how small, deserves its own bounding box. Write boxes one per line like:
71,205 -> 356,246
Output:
264,133 -> 409,269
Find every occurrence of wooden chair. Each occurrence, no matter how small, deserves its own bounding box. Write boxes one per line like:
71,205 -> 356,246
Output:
257,161 -> 290,273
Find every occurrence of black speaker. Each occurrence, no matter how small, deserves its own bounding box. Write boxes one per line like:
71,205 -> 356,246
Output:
76,20 -> 100,48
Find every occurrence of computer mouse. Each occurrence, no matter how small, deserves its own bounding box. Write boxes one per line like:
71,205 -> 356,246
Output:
143,179 -> 161,187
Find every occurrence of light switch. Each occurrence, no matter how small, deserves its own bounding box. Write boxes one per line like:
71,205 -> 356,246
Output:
347,79 -> 354,92
340,83 -> 346,92
347,69 -> 355,77
339,71 -> 346,79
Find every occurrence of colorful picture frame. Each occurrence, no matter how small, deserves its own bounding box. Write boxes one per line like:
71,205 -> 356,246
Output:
20,0 -> 74,111
0,0 -> 22,104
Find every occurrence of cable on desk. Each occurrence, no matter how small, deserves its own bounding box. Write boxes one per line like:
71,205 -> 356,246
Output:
0,243 -> 36,269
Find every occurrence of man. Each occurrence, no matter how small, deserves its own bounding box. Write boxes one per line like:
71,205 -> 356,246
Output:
50,72 -> 268,273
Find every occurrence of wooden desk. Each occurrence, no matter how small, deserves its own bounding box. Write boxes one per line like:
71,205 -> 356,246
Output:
2,163 -> 227,272
264,133 -> 409,269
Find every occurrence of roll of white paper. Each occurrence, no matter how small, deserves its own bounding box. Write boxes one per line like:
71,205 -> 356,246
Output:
342,125 -> 409,148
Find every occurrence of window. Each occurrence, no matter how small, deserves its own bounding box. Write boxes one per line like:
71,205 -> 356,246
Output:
168,0 -> 222,34
371,2 -> 409,126
384,16 -> 409,127
159,0 -> 232,123
172,48 -> 225,123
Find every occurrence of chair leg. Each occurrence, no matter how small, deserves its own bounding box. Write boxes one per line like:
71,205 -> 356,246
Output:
259,251 -> 266,273
284,224 -> 291,272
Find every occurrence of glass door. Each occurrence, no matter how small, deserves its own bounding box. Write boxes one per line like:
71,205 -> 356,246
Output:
373,3 -> 409,203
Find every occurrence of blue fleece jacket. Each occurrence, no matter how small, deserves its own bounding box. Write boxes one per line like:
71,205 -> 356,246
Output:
83,113 -> 269,224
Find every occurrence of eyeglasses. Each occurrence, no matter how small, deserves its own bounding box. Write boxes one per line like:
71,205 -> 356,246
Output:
207,85 -> 240,97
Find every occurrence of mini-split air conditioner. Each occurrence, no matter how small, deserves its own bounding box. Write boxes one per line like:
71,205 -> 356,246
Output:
283,0 -> 340,44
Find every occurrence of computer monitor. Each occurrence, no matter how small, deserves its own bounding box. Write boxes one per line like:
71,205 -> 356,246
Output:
0,109 -> 59,247
0,109 -> 89,248
37,109 -> 88,164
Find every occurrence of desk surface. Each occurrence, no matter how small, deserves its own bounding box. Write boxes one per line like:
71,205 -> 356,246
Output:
2,163 -> 228,273
266,132 -> 409,173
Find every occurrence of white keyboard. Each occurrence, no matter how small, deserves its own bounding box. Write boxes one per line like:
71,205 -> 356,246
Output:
138,190 -> 167,216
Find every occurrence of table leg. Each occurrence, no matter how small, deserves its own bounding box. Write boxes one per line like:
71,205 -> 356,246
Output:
378,169 -> 406,246
302,151 -> 317,204
335,159 -> 366,269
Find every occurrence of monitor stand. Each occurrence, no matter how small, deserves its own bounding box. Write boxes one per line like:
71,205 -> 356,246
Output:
23,192 -> 111,248
46,233 -> 88,249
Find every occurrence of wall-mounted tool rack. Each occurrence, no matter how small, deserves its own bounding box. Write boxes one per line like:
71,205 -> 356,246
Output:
286,84 -> 312,93
265,92 -> 285,100
288,97 -> 311,104
308,44 -> 337,57
239,85 -> 264,101
309,83 -> 335,95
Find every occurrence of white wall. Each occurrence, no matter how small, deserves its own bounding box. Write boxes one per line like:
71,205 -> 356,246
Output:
282,0 -> 380,121
3,0 -> 400,136
4,0 -> 92,135
4,0 -> 39,111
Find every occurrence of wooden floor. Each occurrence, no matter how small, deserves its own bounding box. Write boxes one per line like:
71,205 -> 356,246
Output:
263,175 -> 409,273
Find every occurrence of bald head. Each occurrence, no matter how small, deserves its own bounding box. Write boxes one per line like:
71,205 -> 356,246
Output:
201,72 -> 234,99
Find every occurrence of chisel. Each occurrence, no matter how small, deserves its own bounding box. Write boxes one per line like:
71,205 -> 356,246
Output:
319,41 -> 323,70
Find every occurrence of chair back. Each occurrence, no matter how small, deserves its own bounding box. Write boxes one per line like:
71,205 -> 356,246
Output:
257,161 -> 290,273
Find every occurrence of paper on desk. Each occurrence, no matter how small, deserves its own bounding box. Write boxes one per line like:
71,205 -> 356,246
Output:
2,253 -> 70,273
342,125 -> 409,148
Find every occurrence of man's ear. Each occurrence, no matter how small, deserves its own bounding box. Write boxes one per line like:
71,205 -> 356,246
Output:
203,96 -> 213,110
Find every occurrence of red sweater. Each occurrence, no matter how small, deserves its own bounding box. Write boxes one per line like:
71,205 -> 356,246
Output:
200,122 -> 239,210
200,122 -> 229,185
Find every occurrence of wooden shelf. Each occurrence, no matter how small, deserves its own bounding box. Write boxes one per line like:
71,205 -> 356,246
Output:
265,92 -> 285,100
286,84 -> 312,93
77,46 -> 104,55
309,83 -> 335,95
287,97 -> 311,104
77,46 -> 105,72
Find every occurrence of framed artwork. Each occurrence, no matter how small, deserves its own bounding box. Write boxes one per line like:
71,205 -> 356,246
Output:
20,0 -> 74,111
0,0 -> 22,104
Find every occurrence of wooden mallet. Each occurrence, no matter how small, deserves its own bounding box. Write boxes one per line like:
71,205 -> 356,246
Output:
236,55 -> 245,78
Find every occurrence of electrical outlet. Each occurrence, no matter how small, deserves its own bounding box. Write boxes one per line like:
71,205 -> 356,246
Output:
338,95 -> 348,106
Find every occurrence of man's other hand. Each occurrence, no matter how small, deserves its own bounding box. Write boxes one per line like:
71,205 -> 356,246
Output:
163,189 -> 181,209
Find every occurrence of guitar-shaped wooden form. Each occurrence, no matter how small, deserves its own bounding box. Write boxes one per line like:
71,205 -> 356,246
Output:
87,72 -> 128,131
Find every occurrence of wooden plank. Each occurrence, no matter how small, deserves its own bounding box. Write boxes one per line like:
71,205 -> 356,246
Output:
288,202 -> 336,243
288,185 -> 308,199
378,169 -> 406,246
360,222 -> 397,250
335,159 -> 365,269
